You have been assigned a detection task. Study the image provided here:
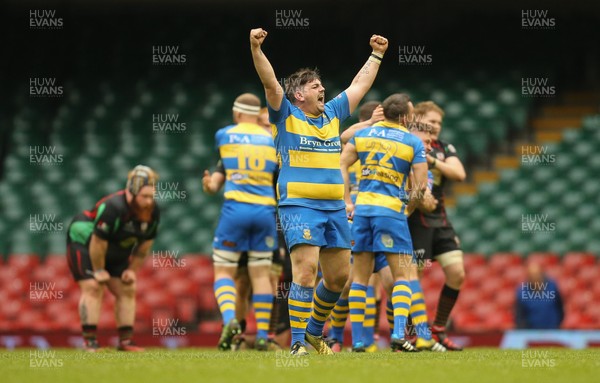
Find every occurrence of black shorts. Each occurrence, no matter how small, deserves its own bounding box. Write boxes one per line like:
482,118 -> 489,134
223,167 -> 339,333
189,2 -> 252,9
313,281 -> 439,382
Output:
409,223 -> 461,262
66,229 -> 129,281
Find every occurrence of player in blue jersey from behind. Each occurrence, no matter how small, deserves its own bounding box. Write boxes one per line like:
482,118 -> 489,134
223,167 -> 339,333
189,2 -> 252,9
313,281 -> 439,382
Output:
341,93 -> 428,352
203,93 -> 278,351
250,27 -> 388,355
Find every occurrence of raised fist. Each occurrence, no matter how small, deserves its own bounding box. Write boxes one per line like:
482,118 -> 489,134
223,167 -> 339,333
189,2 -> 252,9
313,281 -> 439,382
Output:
370,35 -> 389,55
250,28 -> 268,48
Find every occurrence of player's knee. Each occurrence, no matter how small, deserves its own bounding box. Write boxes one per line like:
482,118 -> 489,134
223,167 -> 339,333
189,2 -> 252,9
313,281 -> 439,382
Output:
119,283 -> 136,299
324,271 -> 348,292
449,267 -> 465,287
294,263 -> 318,286
81,281 -> 103,299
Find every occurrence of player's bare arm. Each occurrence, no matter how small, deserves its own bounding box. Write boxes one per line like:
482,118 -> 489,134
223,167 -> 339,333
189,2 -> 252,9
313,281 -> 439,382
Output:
407,162 -> 428,215
89,234 -> 110,282
340,142 -> 359,218
345,35 -> 388,113
340,105 -> 384,144
202,170 -> 226,194
123,239 -> 154,284
250,28 -> 283,110
428,155 -> 466,182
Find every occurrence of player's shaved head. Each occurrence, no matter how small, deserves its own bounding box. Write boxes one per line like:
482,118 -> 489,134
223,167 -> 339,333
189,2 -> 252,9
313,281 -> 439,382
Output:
358,101 -> 381,122
414,101 -> 445,118
382,93 -> 412,121
285,68 -> 321,103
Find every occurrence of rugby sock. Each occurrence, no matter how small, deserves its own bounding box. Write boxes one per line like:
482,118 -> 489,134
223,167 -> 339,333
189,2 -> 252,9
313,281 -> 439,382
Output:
391,280 -> 412,340
386,299 -> 394,333
363,286 -> 376,346
253,294 -> 273,340
214,278 -> 236,325
118,326 -> 133,344
329,298 -> 349,342
288,282 -> 313,345
82,324 -> 97,343
307,280 -> 340,337
409,279 -> 431,340
433,284 -> 460,328
348,283 -> 368,346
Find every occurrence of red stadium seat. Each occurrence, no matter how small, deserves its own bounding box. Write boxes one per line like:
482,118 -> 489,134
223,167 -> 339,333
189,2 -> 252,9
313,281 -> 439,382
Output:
463,253 -> 486,269
526,252 -> 560,267
563,252 -> 597,272
488,252 -> 523,273
8,254 -> 41,270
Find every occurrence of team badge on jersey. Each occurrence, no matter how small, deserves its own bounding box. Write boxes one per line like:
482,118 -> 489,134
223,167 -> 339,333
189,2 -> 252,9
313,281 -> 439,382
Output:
141,222 -> 148,232
381,234 -> 394,248
265,236 -> 275,248
303,229 -> 312,240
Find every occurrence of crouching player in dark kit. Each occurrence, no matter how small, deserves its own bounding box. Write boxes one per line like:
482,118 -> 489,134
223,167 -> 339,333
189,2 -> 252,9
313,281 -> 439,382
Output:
66,165 -> 160,352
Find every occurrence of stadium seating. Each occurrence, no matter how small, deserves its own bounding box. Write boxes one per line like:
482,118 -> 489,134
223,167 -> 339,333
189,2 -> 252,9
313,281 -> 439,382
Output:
1,252 -> 598,333
451,115 -> 600,256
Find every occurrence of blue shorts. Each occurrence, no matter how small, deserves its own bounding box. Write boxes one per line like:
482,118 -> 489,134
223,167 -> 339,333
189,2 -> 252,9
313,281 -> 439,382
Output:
278,206 -> 351,251
352,215 -> 413,255
350,253 -> 389,273
213,201 -> 277,252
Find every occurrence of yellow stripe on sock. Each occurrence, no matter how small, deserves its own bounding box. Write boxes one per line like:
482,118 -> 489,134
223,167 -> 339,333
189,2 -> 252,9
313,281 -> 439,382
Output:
289,299 -> 312,309
290,320 -> 309,329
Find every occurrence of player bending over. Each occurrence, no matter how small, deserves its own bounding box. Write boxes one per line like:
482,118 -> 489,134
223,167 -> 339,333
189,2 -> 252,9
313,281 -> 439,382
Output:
66,165 -> 160,352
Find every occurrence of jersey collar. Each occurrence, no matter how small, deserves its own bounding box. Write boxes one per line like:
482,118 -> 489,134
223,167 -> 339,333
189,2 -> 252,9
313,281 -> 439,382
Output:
373,120 -> 409,132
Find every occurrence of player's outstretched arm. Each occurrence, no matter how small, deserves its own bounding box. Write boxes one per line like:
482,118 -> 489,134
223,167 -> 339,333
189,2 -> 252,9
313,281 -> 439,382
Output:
340,143 -> 359,219
202,170 -> 225,194
340,105 -> 384,144
89,234 -> 110,282
250,28 -> 284,111
345,35 -> 388,114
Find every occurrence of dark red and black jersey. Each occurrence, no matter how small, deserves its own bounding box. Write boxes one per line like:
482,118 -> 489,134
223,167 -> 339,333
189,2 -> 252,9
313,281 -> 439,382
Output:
409,139 -> 458,228
71,190 -> 160,261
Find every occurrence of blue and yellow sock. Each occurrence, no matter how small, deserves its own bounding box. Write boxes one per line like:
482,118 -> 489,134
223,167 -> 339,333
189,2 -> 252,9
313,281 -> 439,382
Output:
348,283 -> 368,346
214,277 -> 236,325
307,281 -> 340,337
329,298 -> 349,342
288,282 -> 313,346
409,279 -> 431,340
386,299 -> 394,333
363,286 -> 376,346
253,293 -> 273,340
391,280 -> 412,340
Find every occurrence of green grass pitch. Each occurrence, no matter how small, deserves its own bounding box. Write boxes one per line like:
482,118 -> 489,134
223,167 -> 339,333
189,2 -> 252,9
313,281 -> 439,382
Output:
2,348 -> 598,383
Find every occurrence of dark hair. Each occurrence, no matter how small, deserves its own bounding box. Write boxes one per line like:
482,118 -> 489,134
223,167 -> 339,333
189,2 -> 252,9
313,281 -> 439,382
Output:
358,101 -> 381,122
284,68 -> 321,103
381,93 -> 411,121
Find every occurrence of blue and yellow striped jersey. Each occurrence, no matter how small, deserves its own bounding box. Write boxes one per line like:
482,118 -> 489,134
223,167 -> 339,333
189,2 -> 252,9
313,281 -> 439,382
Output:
268,92 -> 351,210
348,161 -> 361,204
215,122 -> 278,206
349,121 -> 426,218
